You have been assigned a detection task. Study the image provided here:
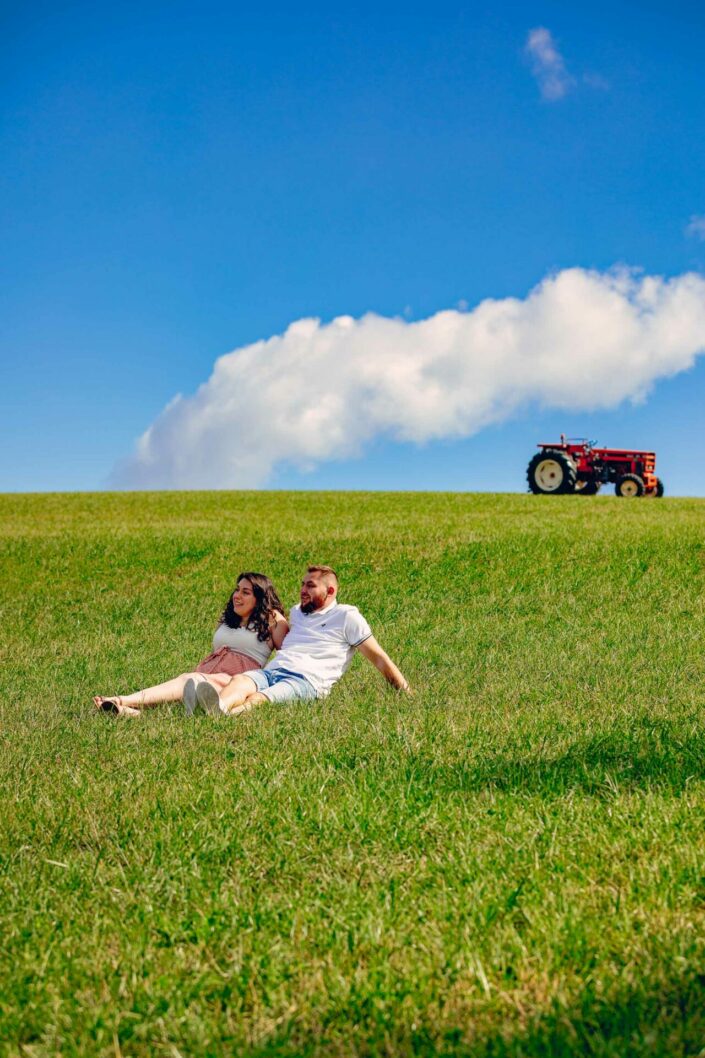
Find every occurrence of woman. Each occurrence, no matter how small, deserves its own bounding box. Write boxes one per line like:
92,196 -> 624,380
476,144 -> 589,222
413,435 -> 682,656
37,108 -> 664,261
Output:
93,572 -> 288,717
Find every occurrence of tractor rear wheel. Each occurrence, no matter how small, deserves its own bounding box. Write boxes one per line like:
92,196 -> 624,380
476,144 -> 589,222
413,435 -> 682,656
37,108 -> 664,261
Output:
575,479 -> 601,495
616,474 -> 645,498
527,450 -> 577,495
655,478 -> 665,497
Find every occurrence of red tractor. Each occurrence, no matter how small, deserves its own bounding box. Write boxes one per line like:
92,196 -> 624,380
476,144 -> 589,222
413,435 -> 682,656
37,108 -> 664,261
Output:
527,435 -> 665,497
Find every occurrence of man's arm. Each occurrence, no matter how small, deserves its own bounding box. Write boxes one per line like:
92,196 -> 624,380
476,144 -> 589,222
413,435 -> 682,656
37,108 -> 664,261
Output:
357,636 -> 410,692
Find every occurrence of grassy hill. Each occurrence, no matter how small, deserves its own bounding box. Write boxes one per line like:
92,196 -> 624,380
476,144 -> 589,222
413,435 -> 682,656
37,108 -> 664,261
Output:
1,490 -> 705,1057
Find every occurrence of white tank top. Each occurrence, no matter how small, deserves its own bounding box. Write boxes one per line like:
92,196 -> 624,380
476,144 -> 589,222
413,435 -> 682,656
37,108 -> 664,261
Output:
211,623 -> 272,666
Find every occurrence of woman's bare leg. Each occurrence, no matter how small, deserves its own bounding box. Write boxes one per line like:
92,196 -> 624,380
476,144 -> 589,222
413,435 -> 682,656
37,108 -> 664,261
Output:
93,671 -> 231,711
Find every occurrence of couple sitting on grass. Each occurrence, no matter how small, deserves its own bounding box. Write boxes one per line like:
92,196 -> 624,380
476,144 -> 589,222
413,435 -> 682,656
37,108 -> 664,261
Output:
94,565 -> 410,717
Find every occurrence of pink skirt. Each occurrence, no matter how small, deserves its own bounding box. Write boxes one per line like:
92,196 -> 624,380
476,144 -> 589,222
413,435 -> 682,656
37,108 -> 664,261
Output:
196,646 -> 262,677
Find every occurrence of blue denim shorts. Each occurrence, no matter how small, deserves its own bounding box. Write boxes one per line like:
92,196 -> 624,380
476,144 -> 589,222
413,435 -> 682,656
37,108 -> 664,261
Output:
248,667 -> 317,704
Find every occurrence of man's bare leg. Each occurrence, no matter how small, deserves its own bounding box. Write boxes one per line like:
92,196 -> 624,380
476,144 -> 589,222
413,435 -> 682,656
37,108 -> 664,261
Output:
217,674 -> 261,714
226,692 -> 268,717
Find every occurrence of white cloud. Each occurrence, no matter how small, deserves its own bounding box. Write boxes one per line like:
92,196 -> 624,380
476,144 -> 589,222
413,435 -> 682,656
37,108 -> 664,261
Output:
583,72 -> 610,91
686,215 -> 705,241
525,27 -> 576,101
112,268 -> 705,490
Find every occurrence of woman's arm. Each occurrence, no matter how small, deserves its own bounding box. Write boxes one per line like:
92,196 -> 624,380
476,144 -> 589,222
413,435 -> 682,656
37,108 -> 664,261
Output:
270,611 -> 290,649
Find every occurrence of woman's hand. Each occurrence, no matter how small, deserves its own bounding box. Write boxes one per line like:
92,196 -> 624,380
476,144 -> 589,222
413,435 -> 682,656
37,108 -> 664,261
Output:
270,611 -> 290,649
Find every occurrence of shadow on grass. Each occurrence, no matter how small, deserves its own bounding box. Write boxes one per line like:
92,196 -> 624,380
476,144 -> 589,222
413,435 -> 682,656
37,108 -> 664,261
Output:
237,965 -> 705,1057
425,722 -> 705,798
322,718 -> 705,798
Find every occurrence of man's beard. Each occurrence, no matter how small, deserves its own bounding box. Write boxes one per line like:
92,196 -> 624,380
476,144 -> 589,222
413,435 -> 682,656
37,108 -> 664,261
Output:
301,598 -> 324,614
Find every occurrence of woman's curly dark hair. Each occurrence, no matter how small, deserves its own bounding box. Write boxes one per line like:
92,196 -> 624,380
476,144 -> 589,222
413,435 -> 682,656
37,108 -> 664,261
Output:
219,572 -> 286,643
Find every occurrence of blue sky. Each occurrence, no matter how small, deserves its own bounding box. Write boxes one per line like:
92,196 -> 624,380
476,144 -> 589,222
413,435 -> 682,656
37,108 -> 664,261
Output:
2,0 -> 705,494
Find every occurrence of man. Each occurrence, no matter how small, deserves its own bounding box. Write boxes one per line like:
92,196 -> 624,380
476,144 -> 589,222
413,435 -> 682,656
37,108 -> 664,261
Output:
194,565 -> 410,716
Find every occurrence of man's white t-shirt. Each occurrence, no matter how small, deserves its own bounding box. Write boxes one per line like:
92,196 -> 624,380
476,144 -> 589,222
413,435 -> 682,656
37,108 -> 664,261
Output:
266,600 -> 372,697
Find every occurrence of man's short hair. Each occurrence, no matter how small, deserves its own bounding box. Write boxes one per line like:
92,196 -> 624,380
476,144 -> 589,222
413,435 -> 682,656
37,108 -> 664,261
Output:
307,564 -> 339,588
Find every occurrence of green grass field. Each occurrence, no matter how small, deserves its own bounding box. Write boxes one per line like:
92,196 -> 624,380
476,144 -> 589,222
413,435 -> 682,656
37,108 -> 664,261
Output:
2,491 -> 705,1057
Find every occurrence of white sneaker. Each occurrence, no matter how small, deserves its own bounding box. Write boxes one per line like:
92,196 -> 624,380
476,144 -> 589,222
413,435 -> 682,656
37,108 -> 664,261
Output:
196,681 -> 221,716
183,678 -> 197,716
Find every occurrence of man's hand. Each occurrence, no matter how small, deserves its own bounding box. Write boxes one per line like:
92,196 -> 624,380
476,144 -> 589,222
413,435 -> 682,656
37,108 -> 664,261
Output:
357,636 -> 411,692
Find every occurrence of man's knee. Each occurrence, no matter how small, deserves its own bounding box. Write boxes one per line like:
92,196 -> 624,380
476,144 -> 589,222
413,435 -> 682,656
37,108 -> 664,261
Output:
233,675 -> 259,698
221,674 -> 257,706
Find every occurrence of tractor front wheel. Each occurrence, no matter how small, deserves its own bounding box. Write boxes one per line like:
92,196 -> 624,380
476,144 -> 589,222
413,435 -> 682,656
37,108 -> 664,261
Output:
616,474 -> 645,498
527,451 -> 577,495
655,478 -> 665,497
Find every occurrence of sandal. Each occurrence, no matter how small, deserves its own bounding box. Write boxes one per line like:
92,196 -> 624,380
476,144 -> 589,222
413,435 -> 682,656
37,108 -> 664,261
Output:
115,703 -> 141,718
95,697 -> 121,713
